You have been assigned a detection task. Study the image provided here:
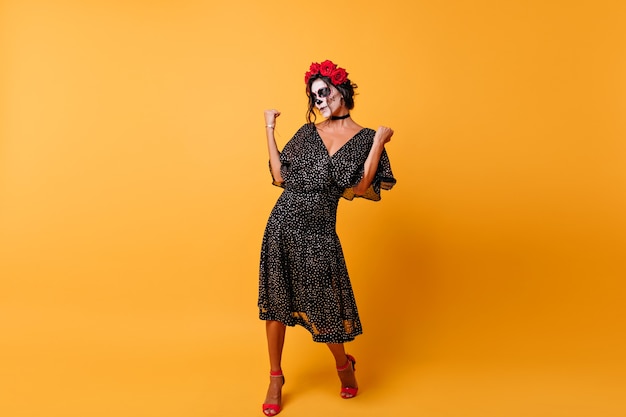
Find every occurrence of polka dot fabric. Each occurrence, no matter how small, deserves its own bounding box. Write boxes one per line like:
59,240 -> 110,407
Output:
258,123 -> 396,343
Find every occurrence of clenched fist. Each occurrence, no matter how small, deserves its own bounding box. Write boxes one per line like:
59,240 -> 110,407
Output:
265,109 -> 281,126
374,126 -> 394,145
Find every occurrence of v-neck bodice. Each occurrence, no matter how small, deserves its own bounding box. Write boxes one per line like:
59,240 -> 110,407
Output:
314,126 -> 367,158
270,123 -> 395,201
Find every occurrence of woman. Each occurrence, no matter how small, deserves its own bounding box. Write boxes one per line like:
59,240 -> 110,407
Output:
259,60 -> 396,416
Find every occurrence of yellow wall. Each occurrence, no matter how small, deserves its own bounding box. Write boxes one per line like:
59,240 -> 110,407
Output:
1,1 -> 624,416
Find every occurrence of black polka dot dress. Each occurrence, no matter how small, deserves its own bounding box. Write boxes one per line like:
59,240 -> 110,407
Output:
258,123 -> 396,343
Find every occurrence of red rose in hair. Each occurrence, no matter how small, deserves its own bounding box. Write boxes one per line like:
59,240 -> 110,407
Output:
319,60 -> 337,76
304,71 -> 313,84
309,62 -> 321,74
330,68 -> 348,85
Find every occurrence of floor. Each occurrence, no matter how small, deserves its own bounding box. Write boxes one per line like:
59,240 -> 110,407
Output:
2,310 -> 623,417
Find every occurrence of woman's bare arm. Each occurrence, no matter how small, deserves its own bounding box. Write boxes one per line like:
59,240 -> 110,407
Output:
265,109 -> 283,184
352,126 -> 393,196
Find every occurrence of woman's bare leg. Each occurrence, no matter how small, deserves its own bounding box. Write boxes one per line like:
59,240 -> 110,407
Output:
263,320 -> 286,415
266,320 -> 286,371
327,343 -> 358,397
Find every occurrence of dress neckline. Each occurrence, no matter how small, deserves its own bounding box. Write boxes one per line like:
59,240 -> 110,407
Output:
313,124 -> 367,158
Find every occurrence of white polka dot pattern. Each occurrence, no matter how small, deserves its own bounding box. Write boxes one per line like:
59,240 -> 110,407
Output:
258,123 -> 395,343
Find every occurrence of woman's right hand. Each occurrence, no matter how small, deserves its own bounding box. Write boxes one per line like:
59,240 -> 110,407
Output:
265,109 -> 281,126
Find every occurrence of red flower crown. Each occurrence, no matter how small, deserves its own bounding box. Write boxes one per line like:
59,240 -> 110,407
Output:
304,60 -> 349,86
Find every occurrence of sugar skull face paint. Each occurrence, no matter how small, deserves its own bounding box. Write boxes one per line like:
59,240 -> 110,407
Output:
311,86 -> 331,104
311,79 -> 343,119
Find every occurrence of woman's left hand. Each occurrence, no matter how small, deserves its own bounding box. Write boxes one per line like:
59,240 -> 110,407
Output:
374,126 -> 394,145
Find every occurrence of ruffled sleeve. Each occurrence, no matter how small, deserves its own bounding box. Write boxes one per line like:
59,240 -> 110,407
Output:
269,124 -> 308,188
332,129 -> 397,201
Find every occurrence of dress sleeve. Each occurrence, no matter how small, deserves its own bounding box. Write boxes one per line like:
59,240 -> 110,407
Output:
269,124 -> 308,188
332,129 -> 397,201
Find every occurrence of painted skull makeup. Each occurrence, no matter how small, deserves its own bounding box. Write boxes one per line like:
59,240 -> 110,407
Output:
312,87 -> 331,105
311,79 -> 343,119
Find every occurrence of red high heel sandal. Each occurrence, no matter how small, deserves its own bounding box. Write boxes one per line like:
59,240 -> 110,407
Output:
262,370 -> 284,416
336,354 -> 358,399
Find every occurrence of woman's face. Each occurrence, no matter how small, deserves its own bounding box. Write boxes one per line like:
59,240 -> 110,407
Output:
311,79 -> 345,118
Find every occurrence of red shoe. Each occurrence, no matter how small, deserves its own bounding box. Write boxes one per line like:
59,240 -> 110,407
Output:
337,354 -> 358,399
262,370 -> 284,416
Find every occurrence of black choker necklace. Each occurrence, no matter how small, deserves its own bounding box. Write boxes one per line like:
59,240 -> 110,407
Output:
330,113 -> 350,120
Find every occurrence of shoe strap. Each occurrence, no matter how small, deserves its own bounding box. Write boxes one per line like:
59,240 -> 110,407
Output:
337,355 -> 354,372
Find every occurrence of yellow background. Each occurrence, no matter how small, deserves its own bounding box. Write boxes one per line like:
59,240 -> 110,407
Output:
1,1 -> 624,416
